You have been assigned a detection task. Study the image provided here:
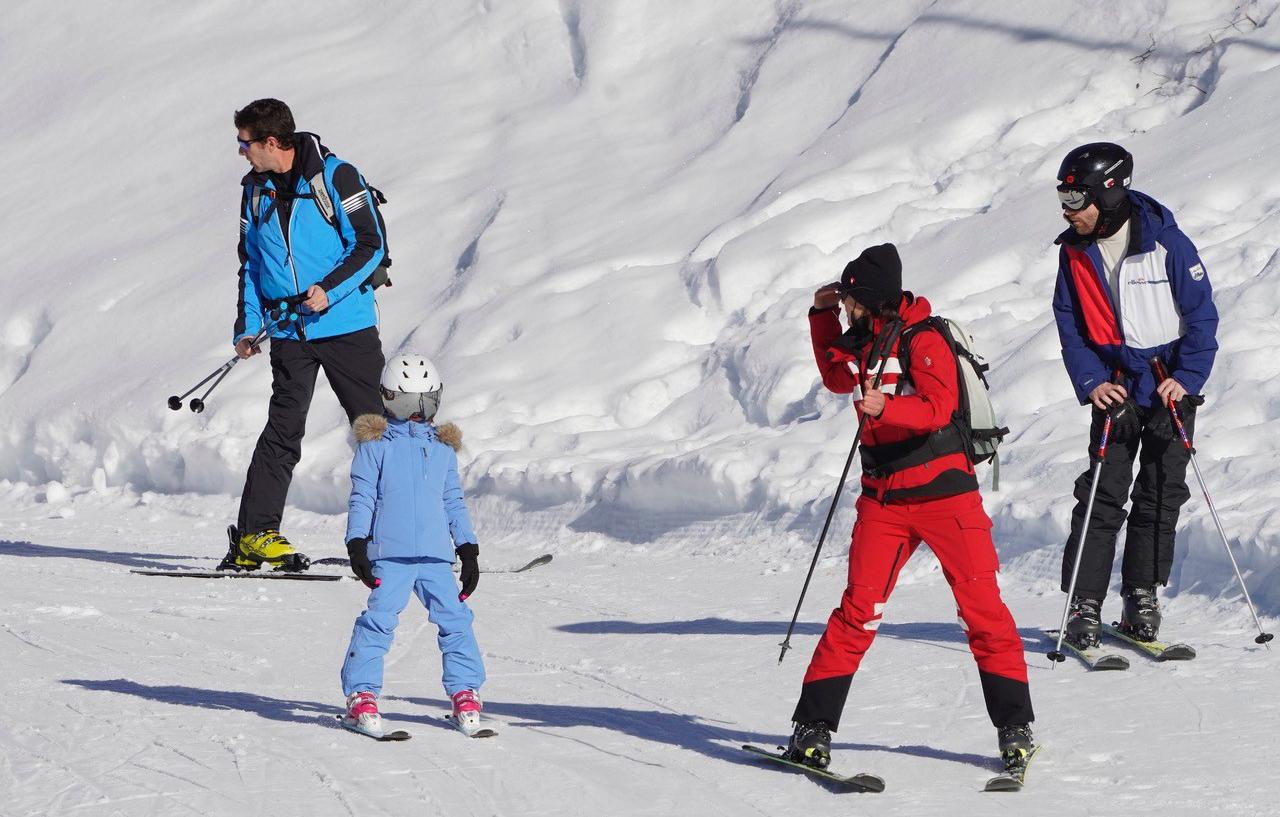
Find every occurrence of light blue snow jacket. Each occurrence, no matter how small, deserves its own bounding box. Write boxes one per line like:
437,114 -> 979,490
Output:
234,132 -> 386,343
345,414 -> 477,561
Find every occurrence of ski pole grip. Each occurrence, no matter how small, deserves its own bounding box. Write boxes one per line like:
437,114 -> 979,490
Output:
1149,357 -> 1170,383
1149,356 -> 1193,450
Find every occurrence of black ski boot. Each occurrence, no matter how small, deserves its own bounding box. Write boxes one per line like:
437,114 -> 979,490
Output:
1119,586 -> 1161,642
997,723 -> 1034,762
1064,594 -> 1103,648
994,722 -> 1036,786
784,721 -> 832,769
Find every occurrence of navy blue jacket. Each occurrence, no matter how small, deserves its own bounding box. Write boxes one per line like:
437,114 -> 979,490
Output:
1051,191 -> 1218,407
235,133 -> 386,343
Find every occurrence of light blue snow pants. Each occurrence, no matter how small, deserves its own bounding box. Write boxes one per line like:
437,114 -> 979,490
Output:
340,557 -> 485,697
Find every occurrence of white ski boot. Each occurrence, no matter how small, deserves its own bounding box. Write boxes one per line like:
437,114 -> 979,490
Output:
341,691 -> 383,738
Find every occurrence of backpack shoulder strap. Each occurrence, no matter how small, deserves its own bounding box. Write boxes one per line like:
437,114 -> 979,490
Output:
895,316 -> 945,380
247,183 -> 280,227
899,317 -> 971,429
309,165 -> 337,227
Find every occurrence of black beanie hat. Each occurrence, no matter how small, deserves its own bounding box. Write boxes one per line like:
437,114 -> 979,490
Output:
839,243 -> 902,312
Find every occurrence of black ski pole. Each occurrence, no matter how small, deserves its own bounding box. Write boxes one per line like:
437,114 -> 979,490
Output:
1149,357 -> 1273,647
779,319 -> 903,664
1048,383 -> 1121,665
166,302 -> 297,413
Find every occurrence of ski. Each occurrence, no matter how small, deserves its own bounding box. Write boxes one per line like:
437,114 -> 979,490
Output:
984,745 -> 1040,792
133,554 -> 552,581
1103,624 -> 1196,661
741,745 -> 885,793
310,553 -> 553,573
444,714 -> 498,738
335,715 -> 411,741
131,568 -> 343,581
1045,630 -> 1129,670
487,553 -> 554,573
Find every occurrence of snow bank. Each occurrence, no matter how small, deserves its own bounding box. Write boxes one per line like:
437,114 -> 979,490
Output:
2,0 -> 1279,608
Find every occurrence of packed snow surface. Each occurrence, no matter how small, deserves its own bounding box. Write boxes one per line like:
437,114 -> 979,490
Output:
2,1 -> 1278,815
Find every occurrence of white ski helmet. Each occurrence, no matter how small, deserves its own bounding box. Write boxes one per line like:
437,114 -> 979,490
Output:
380,353 -> 444,421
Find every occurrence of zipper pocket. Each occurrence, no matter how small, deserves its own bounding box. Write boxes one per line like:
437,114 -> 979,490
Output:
883,543 -> 905,596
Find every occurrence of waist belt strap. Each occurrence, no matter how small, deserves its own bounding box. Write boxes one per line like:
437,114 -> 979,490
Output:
862,468 -> 978,504
861,423 -> 967,478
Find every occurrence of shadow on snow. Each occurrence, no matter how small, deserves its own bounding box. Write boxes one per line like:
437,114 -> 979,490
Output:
62,678 -> 995,771
0,540 -> 202,571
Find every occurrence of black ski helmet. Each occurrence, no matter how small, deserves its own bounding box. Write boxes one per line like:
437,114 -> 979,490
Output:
1056,142 -> 1133,213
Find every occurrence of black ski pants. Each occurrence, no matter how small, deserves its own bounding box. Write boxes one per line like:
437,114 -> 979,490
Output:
237,327 -> 384,535
1060,397 -> 1198,600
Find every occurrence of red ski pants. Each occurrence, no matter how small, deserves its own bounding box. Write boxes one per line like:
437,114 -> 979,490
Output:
793,491 -> 1033,730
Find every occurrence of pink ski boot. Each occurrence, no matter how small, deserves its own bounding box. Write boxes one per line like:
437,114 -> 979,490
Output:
342,691 -> 383,737
450,689 -> 483,735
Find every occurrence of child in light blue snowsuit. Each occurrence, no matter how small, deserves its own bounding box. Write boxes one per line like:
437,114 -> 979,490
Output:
340,353 -> 485,729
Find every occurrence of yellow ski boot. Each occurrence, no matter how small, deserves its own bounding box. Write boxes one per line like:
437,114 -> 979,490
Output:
218,525 -> 311,572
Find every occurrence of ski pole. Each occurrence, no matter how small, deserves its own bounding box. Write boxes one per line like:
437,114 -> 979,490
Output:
779,319 -> 903,664
168,323 -> 273,413
1149,357 -> 1273,647
165,301 -> 299,413
1048,388 -> 1120,665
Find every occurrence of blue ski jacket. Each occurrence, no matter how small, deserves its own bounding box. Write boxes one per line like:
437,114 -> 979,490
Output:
234,132 -> 386,343
1051,191 -> 1218,407
345,414 -> 477,561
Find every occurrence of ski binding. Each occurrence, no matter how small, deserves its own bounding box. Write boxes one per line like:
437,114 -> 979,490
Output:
335,715 -> 411,742
445,714 -> 498,738
984,744 -> 1039,792
1045,629 -> 1129,670
1103,623 -> 1196,661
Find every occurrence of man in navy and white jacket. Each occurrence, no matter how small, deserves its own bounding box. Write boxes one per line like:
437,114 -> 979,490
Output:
1050,142 -> 1218,647
219,98 -> 389,572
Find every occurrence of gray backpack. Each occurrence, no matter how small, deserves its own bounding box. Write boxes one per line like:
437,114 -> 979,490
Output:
899,316 -> 1009,488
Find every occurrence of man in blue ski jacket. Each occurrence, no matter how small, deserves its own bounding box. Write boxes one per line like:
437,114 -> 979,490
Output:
219,98 -> 390,571
1051,142 -> 1218,647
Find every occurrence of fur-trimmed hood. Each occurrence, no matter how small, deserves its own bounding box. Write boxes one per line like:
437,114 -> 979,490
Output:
352,413 -> 462,450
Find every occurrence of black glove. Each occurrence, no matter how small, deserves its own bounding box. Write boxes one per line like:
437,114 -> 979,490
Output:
346,537 -> 379,589
1105,398 -> 1142,444
456,543 -> 480,601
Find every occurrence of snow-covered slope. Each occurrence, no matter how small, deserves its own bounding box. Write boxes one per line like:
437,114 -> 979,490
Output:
3,1 -> 1279,605
2,491 -> 1277,816
2,2 -> 1279,814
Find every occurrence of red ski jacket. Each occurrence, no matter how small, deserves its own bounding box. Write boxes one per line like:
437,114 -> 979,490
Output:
810,293 -> 978,503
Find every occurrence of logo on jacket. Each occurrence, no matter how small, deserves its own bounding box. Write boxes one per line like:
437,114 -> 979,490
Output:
1189,263 -> 1205,281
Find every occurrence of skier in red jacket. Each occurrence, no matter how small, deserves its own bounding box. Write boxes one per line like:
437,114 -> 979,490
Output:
785,243 -> 1035,773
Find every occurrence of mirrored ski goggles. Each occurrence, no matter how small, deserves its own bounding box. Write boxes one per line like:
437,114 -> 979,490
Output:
1057,185 -> 1092,211
381,387 -> 443,421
